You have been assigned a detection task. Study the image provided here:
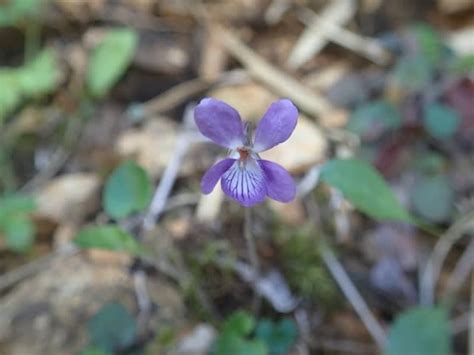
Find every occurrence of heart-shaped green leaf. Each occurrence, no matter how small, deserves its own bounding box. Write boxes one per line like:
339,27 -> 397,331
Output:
385,307 -> 450,355
87,302 -> 137,353
103,160 -> 152,220
255,318 -> 297,355
423,103 -> 460,139
411,174 -> 453,223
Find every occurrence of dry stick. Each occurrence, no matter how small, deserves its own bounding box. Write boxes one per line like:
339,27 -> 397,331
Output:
320,243 -> 387,348
288,0 -> 356,69
420,212 -> 474,306
0,245 -> 78,292
305,197 -> 386,348
134,269 -> 152,335
134,78 -> 211,119
216,27 -> 335,121
442,238 -> 474,302
142,106 -> 203,231
297,8 -> 391,65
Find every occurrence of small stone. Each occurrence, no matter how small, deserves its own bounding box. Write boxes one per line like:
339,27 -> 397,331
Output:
260,115 -> 327,174
35,173 -> 100,224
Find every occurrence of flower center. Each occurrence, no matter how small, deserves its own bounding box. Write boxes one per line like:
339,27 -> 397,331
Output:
237,147 -> 250,161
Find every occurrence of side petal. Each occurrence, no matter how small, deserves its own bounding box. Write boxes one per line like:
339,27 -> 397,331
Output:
194,98 -> 245,149
253,99 -> 298,152
221,159 -> 266,207
201,158 -> 235,194
258,160 -> 296,202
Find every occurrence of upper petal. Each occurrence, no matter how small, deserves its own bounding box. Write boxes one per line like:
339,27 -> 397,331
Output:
258,159 -> 296,202
253,99 -> 298,152
194,98 -> 245,149
201,158 -> 235,194
221,159 -> 266,207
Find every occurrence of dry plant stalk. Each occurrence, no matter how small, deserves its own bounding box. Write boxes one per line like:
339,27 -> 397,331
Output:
216,26 -> 338,123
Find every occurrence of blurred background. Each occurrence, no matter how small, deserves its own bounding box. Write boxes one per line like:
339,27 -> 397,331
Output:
0,0 -> 473,354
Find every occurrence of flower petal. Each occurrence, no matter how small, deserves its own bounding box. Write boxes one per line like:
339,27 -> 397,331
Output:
194,98 -> 245,149
253,99 -> 298,152
221,159 -> 266,207
258,160 -> 296,202
201,158 -> 235,194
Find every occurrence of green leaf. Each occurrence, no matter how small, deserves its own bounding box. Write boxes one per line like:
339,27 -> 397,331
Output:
450,54 -> 474,74
255,319 -> 297,355
0,70 -> 23,121
411,175 -> 453,223
87,28 -> 138,98
347,100 -> 401,139
212,334 -> 267,355
74,225 -> 141,254
103,161 -> 152,219
320,159 -> 412,222
0,49 -> 60,121
411,24 -> 444,67
0,194 -> 36,253
385,307 -> 450,355
211,311 -> 267,355
0,0 -> 43,26
392,56 -> 432,92
423,103 -> 460,139
0,194 -> 36,219
87,302 -> 137,353
2,214 -> 35,253
18,48 -> 60,97
222,311 -> 255,336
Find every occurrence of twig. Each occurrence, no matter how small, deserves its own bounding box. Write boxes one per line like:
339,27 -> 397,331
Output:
264,0 -> 291,25
128,78 -> 211,121
142,105 -> 203,231
216,26 -> 337,122
134,270 -> 152,314
420,212 -> 474,306
297,164 -> 321,198
288,0 -> 356,69
304,197 -> 385,348
0,244 -> 78,292
297,8 -> 391,65
442,238 -> 474,302
320,242 -> 387,348
244,207 -> 261,312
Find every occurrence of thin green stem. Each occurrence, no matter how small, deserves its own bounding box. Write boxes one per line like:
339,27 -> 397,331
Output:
244,207 -> 261,312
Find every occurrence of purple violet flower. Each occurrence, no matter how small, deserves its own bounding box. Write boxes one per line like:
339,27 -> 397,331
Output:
194,97 -> 298,207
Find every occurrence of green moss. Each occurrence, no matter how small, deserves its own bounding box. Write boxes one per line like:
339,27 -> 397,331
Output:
276,225 -> 339,307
